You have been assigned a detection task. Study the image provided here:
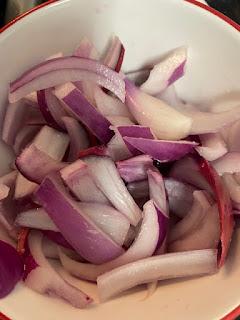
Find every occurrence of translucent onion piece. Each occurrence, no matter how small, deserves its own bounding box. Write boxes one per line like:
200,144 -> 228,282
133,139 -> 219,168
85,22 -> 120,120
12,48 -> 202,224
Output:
196,133 -> 227,161
212,152 -> 240,175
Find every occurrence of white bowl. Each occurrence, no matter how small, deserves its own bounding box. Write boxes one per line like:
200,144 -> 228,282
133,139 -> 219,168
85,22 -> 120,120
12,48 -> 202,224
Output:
0,0 -> 240,319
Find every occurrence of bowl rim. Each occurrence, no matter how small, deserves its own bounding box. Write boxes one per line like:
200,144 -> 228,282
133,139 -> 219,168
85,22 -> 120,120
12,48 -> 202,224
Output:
0,0 -> 239,319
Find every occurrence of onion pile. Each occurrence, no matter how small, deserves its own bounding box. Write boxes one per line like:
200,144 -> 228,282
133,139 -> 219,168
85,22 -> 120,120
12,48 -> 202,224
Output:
0,35 -> 238,308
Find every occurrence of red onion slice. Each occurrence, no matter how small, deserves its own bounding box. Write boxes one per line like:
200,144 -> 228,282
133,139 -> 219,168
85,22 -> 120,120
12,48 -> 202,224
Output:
78,202 -> 130,246
36,173 -> 124,264
45,88 -> 67,129
37,90 -> 60,130
169,190 -> 211,243
60,160 -> 110,204
15,208 -> 58,232
117,155 -> 153,183
97,249 -> 217,301
24,231 -> 92,308
169,203 -> 220,252
124,137 -> 197,162
103,36 -> 125,72
94,86 -> 134,119
62,117 -> 89,162
0,183 -> 18,234
107,116 -> 134,126
83,156 -> 142,226
107,129 -> 132,161
74,37 -> 99,59
0,171 -> 17,186
43,231 -> 73,250
9,57 -> 125,103
55,82 -> 113,144
158,85 -> 183,108
0,240 -> 23,298
13,125 -> 40,155
16,144 -> 66,184
59,200 -> 158,281
212,152 -> 240,175
125,79 -> 192,140
170,156 -> 212,195
24,92 -> 38,108
196,133 -> 227,161
141,47 -> 187,95
222,173 -> 240,204
164,178 -> 195,218
199,158 -> 234,267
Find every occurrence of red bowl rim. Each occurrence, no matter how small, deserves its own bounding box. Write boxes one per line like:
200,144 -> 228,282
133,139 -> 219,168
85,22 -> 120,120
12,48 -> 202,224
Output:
0,0 -> 239,319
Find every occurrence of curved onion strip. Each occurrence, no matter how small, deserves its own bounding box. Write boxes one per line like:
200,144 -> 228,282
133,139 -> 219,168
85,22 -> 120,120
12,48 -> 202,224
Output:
169,191 -> 211,243
164,178 -> 195,218
141,47 -> 187,95
107,128 -> 132,161
124,137 -> 197,162
125,79 -> 192,140
117,155 -> 153,183
97,249 -> 217,302
60,160 -> 110,204
15,208 -> 58,232
16,144 -> 66,184
199,157 -> 234,267
212,152 -> 240,175
45,88 -> 67,129
62,117 -> 89,161
24,231 -> 92,308
222,173 -> 240,204
36,173 -> 124,264
55,82 -> 113,144
196,133 -> 227,161
59,200 -> 158,281
169,203 -> 220,252
9,57 -> 125,103
37,90 -> 60,130
107,116 -> 134,126
13,125 -> 40,155
83,156 -> 142,226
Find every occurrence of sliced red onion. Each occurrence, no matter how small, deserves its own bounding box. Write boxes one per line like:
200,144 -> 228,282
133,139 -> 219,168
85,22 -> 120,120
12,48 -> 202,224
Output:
107,116 -> 134,126
24,92 -> 38,108
13,125 -> 40,155
169,191 -> 211,243
94,86 -> 134,120
187,107 -> 240,135
117,125 -> 155,155
74,37 -> 99,59
212,152 -> 240,175
141,47 -> 187,95
55,82 -> 113,144
117,155 -> 153,183
126,68 -> 150,85
103,36 -> 125,72
196,133 -> 227,161
78,202 -> 130,246
124,137 -> 197,162
97,249 -> 217,301
222,173 -> 240,204
83,156 -> 142,225
164,178 -> 195,218
15,208 -> 58,232
16,144 -> 66,184
0,183 -> 18,234
169,203 -> 220,252
78,145 -> 110,158
147,168 -> 169,253
36,173 -> 123,264
45,88 -> 67,129
127,180 -> 149,199
62,117 -> 89,161
0,239 -> 23,298
170,156 -> 212,194
37,90 -> 60,130
199,157 -> 234,267
125,79 -> 192,140
60,160 -> 109,204
59,200 -> 158,281
0,139 -> 15,177
42,236 -> 59,259
9,57 -> 125,103
158,85 -> 183,108
15,126 -> 69,199
107,129 -> 132,161
24,231 -> 92,308
227,119 -> 240,152
2,101 -> 28,145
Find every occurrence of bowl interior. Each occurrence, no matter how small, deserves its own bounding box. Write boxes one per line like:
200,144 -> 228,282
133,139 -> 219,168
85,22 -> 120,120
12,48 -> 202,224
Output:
0,0 -> 240,319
